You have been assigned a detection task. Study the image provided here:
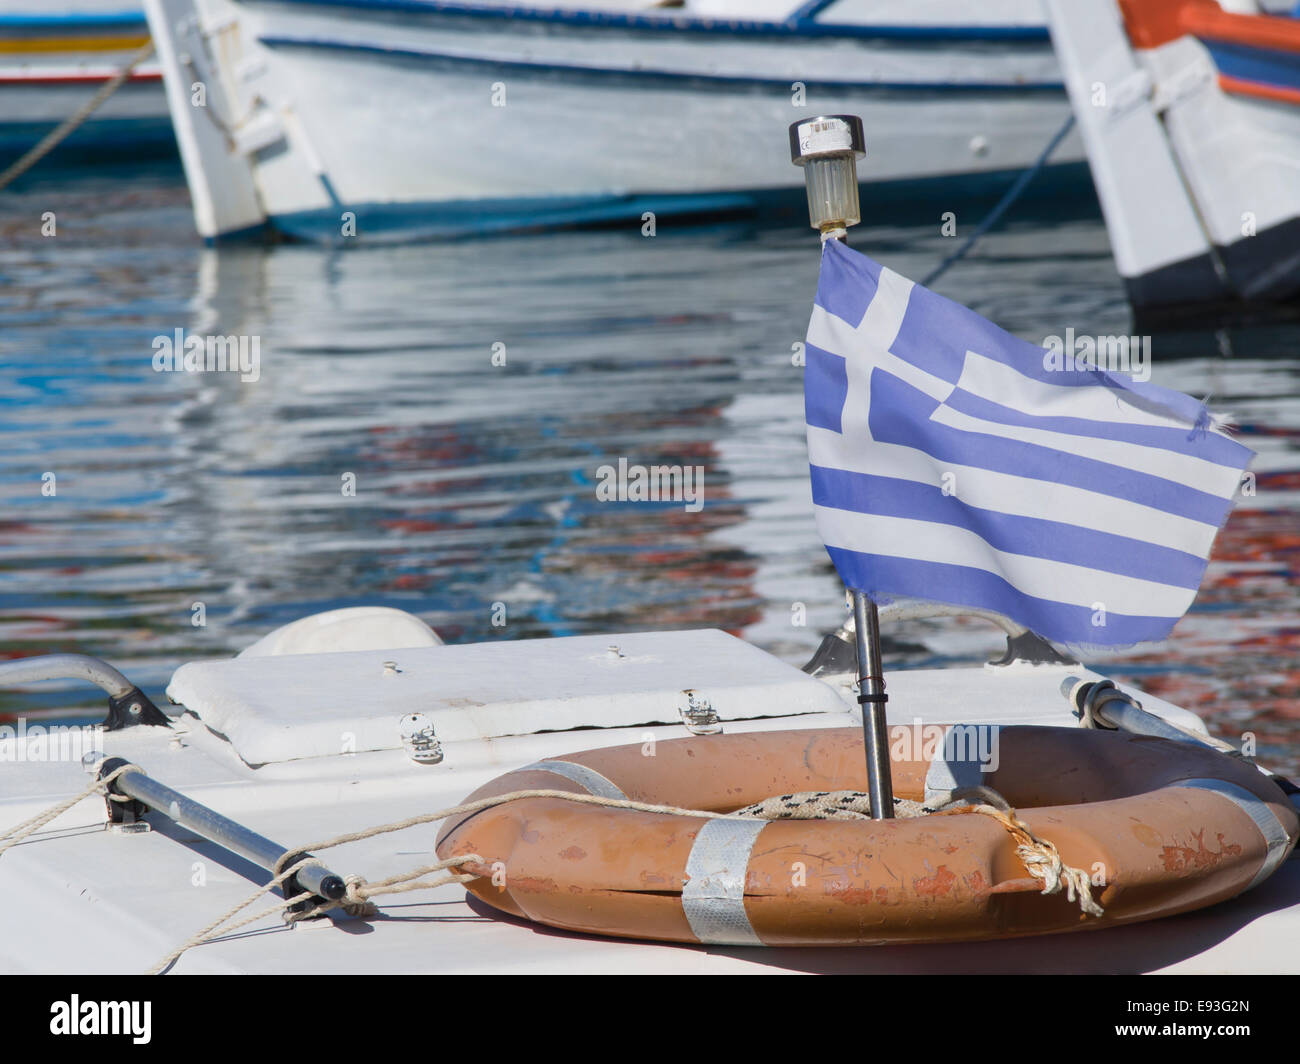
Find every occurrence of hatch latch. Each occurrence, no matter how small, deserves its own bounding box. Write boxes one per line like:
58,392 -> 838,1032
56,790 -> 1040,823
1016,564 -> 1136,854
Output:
678,690 -> 722,736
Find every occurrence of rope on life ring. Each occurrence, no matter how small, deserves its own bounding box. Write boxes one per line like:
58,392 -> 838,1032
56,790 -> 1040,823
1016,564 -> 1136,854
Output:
732,786 -> 1104,916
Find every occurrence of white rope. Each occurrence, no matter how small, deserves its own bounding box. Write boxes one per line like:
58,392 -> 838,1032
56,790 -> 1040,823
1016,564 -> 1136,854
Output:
736,788 -> 1101,915
150,781 -> 1104,971
0,772 -> 1098,971
146,787 -> 760,973
146,852 -> 498,974
0,764 -> 139,859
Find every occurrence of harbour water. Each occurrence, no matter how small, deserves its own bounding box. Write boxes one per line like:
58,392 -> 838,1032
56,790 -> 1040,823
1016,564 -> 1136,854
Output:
2,165 -> 1297,773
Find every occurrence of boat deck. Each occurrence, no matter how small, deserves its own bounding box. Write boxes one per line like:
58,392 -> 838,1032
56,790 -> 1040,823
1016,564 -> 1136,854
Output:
2,652 -> 1296,975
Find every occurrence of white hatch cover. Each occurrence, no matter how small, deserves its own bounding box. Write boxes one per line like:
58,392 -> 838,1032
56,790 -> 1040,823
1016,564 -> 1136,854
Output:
166,629 -> 848,765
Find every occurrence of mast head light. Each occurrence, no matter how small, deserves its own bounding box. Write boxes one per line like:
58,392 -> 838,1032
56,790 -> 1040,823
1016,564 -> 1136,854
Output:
788,115 -> 866,236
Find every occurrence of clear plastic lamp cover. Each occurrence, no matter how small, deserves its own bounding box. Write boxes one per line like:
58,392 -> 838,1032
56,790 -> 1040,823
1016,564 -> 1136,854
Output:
804,156 -> 861,232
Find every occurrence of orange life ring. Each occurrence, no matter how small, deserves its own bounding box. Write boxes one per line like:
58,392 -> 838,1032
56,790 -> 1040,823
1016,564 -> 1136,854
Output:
435,725 -> 1298,946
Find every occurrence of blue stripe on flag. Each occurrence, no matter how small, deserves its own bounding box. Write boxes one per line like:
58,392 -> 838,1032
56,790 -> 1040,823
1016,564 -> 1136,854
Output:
805,342 -> 848,432
814,240 -> 881,327
824,546 -> 1181,645
833,238 -> 1216,428
810,464 -> 1206,589
867,370 -> 1236,527
882,269 -> 1024,386
943,387 -> 1252,470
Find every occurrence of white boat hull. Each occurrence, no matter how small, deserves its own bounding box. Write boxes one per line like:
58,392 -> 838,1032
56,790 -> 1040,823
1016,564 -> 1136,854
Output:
143,0 -> 1086,239
1046,0 -> 1300,317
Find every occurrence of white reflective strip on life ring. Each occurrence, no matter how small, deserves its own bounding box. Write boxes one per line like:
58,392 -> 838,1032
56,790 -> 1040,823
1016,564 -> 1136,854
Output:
517,760 -> 628,801
1175,777 -> 1294,890
682,818 -> 766,946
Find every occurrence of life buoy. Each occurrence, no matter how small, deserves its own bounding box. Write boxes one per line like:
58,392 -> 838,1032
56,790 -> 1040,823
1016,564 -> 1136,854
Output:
435,726 -> 1298,946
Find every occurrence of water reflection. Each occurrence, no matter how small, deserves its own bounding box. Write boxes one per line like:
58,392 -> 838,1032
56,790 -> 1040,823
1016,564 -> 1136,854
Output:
0,171 -> 1295,773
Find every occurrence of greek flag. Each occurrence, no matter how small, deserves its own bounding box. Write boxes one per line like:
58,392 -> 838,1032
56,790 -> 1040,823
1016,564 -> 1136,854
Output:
805,239 -> 1253,647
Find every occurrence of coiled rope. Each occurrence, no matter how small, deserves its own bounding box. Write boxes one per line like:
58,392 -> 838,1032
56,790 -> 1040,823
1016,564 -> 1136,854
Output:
733,786 -> 1102,916
734,790 -> 930,820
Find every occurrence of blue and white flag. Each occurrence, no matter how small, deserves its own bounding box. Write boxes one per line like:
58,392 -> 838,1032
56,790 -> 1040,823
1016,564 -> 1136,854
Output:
805,239 -> 1253,647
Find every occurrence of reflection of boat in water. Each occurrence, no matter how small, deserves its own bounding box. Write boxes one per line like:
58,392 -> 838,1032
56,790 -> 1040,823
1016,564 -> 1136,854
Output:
0,5 -> 173,165
141,0 -> 1086,241
1046,0 -> 1300,322
140,241 -> 763,645
0,230 -> 776,723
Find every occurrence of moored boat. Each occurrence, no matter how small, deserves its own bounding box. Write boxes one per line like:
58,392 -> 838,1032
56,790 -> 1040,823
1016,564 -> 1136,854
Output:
1045,0 -> 1300,321
140,0 -> 1085,241
0,5 -> 173,166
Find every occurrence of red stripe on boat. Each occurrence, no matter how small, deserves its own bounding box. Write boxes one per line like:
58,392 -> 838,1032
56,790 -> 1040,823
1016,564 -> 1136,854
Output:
0,70 -> 161,85
1118,0 -> 1300,53
1181,5 -> 1300,55
1219,72 -> 1300,106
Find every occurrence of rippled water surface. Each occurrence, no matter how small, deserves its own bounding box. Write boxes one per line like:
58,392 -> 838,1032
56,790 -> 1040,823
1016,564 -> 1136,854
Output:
2,165 -> 1297,773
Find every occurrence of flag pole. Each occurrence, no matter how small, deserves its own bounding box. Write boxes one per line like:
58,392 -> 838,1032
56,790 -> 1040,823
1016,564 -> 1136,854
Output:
852,591 -> 892,819
790,115 -> 895,820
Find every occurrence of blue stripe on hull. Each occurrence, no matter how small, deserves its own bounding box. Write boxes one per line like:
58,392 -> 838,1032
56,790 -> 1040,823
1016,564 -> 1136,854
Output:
0,116 -> 176,167
250,0 -> 1052,44
0,12 -> 147,31
267,191 -> 761,243
239,165 -> 1090,244
1205,40 -> 1300,95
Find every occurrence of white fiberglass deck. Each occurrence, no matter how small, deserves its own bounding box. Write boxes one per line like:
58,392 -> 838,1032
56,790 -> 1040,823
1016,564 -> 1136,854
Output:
0,631 -> 1295,974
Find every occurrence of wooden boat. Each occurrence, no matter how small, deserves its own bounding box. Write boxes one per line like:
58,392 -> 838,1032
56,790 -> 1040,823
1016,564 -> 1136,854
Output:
1045,0 -> 1300,320
139,0 -> 1084,241
0,5 -> 172,165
